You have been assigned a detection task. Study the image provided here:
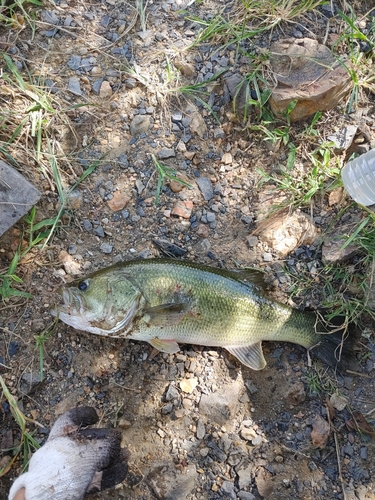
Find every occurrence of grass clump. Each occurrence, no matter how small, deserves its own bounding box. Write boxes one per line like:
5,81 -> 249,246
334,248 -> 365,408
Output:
151,154 -> 192,205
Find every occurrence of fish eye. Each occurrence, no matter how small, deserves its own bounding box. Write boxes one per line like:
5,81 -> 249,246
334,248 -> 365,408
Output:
78,280 -> 89,291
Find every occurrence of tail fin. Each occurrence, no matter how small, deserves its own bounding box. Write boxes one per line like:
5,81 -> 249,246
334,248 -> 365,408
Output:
309,317 -> 360,373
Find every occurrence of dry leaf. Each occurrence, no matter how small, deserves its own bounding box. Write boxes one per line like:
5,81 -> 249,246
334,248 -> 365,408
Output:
328,187 -> 343,206
346,411 -> 375,436
311,415 -> 331,448
11,13 -> 25,30
255,467 -> 274,498
325,397 -> 335,421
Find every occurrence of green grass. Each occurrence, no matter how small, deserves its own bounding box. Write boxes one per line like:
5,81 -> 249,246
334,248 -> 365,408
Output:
151,154 -> 192,205
331,8 -> 375,113
303,364 -> 338,396
0,0 -> 42,38
0,376 -> 40,476
35,318 -> 59,380
256,141 -> 340,208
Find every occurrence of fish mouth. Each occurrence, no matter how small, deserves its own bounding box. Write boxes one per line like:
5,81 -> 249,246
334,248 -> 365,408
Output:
51,287 -> 85,317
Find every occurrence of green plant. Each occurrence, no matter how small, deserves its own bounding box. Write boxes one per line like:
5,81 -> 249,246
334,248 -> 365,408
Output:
135,0 -> 148,31
35,319 -> 59,380
256,141 -> 340,207
151,154 -> 192,205
0,251 -> 32,300
332,9 -> 375,113
0,376 -> 40,476
123,56 -> 226,122
303,364 -> 338,396
0,0 -> 42,38
41,143 -> 101,249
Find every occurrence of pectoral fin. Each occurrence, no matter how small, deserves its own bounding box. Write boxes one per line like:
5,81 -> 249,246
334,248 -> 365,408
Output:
225,342 -> 267,370
144,303 -> 189,327
149,338 -> 181,354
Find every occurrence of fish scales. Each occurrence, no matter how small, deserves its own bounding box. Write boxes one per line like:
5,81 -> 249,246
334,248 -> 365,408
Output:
53,258 -> 347,370
120,260 -> 316,347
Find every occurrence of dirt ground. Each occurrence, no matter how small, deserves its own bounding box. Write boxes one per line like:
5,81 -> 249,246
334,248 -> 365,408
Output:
0,0 -> 375,499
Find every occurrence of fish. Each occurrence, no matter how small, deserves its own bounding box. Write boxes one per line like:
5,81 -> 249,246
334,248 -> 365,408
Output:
52,258 -> 352,370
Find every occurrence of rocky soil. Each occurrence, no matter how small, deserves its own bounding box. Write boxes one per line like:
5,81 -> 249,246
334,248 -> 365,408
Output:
0,0 -> 375,499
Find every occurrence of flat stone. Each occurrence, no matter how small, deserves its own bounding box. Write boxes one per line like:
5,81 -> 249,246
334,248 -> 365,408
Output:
224,72 -> 249,112
158,148 -> 176,160
41,9 -> 59,24
236,460 -> 254,490
146,464 -> 197,500
185,103 -> 207,139
20,372 -> 43,395
199,380 -> 241,426
269,38 -> 352,122
322,225 -> 360,264
130,115 -> 151,136
196,177 -> 214,201
169,173 -> 190,193
94,225 -> 105,237
68,77 -> 83,95
100,243 -> 113,254
196,419 -> 205,440
0,160 -> 41,237
67,54 -> 81,70
92,78 -> 103,95
171,200 -> 193,219
107,191 -> 130,211
327,125 -> 358,151
221,152 -> 233,164
180,377 -> 198,394
174,60 -> 196,77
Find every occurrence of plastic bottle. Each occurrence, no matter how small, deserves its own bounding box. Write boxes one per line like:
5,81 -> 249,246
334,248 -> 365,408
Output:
341,148 -> 375,206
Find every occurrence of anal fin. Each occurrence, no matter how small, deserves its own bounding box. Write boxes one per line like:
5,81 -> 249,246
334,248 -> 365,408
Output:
149,338 -> 181,354
225,342 -> 267,370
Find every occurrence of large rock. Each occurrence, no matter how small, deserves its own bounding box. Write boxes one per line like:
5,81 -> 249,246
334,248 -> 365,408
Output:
256,209 -> 318,257
269,38 -> 352,122
322,225 -> 361,264
146,463 -> 197,500
0,160 -> 41,237
199,380 -> 242,426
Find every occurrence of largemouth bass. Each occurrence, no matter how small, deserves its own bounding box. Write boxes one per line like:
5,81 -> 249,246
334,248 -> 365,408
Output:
53,258 -> 349,370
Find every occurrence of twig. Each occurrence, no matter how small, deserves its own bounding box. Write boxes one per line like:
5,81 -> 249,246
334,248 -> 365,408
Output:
326,405 -> 348,500
345,370 -> 371,379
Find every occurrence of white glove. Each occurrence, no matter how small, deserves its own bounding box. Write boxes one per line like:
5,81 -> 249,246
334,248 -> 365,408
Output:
8,407 -> 129,500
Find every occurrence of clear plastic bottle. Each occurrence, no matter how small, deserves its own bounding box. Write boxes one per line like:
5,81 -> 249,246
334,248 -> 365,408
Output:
341,148 -> 375,206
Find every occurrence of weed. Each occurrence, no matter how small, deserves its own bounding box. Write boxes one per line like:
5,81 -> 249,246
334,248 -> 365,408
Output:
0,376 -> 40,476
0,0 -> 42,38
123,58 -> 225,122
0,153 -> 99,300
0,252 -> 32,300
151,154 -> 192,205
35,318 -> 59,381
333,8 -> 375,113
41,142 -> 101,249
303,364 -> 337,395
135,0 -> 149,32
256,140 -> 339,207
